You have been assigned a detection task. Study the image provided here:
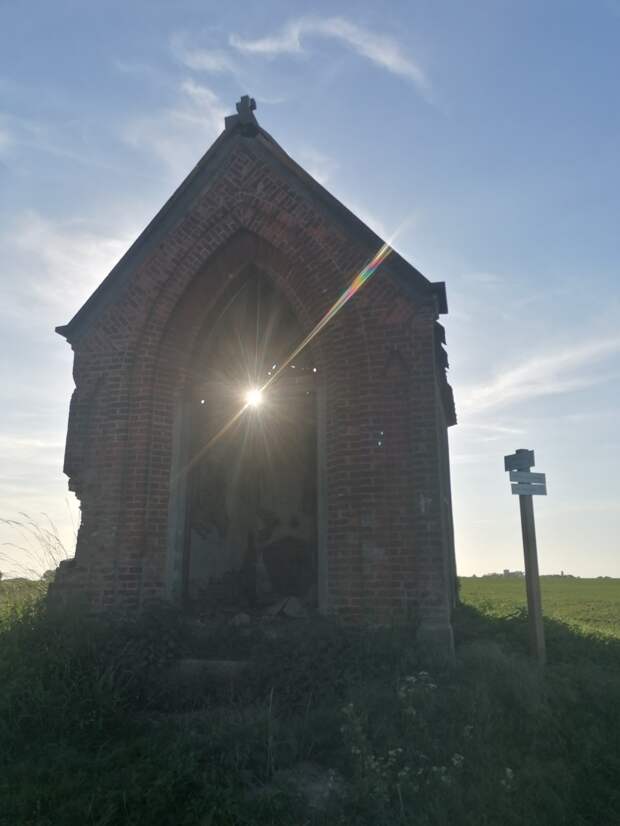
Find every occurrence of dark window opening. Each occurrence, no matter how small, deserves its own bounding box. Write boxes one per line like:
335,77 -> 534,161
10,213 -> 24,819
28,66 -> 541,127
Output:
184,268 -> 318,617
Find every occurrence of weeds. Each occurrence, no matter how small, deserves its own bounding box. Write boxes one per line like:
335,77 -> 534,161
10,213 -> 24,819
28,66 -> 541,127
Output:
0,589 -> 619,824
0,510 -> 75,579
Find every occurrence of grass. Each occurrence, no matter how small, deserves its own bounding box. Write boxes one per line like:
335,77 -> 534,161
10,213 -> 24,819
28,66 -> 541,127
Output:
0,577 -> 46,623
0,577 -> 619,825
0,510 -> 74,582
460,575 -> 620,639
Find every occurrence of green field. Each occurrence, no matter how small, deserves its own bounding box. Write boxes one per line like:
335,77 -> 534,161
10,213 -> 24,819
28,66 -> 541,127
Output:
460,575 -> 620,639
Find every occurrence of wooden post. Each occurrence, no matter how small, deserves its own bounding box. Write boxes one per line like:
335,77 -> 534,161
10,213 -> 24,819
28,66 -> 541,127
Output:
518,493 -> 546,665
504,449 -> 547,666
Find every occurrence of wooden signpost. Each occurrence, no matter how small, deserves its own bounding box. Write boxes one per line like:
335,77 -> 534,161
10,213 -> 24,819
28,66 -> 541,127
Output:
504,449 -> 547,665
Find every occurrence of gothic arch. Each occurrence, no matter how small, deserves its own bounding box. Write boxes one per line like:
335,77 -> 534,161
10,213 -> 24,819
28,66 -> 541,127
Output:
149,238 -> 326,611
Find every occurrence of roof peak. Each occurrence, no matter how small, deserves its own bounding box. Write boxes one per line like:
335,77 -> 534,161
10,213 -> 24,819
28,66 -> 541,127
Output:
224,95 -> 259,135
56,98 -> 447,341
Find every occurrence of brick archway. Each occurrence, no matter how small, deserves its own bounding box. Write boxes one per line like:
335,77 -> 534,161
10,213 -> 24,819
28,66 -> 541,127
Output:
134,230 -> 328,610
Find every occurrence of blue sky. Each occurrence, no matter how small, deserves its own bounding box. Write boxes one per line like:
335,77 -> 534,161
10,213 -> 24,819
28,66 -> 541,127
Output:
1,0 -> 618,577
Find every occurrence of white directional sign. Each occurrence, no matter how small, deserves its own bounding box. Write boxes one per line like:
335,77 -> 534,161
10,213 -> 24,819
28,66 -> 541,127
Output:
509,471 -> 546,485
511,481 -> 547,496
505,454 -> 547,496
509,467 -> 547,496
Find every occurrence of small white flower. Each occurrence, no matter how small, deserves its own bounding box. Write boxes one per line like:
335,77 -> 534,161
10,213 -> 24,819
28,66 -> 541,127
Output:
500,767 -> 515,790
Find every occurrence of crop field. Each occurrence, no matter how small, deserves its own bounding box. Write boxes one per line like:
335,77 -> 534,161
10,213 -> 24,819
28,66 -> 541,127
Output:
459,575 -> 620,640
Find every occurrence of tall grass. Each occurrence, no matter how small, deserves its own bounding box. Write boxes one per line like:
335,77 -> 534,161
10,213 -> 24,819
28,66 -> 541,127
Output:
0,508 -> 75,581
0,509 -> 76,621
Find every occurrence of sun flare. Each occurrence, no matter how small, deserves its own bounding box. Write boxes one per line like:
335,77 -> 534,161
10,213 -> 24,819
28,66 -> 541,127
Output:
245,387 -> 263,408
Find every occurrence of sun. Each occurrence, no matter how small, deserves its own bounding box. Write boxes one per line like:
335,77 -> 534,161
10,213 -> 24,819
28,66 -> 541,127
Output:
245,387 -> 263,408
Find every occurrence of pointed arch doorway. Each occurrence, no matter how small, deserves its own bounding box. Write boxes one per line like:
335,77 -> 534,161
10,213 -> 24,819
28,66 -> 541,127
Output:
179,266 -> 322,616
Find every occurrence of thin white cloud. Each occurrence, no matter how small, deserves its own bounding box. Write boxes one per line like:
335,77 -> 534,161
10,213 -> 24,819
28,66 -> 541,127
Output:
452,452 -> 499,465
0,124 -> 12,156
296,146 -> 338,185
460,423 -> 526,435
123,79 -> 226,178
112,59 -> 177,88
2,211 -> 134,320
0,436 -> 64,453
456,422 -> 526,443
460,336 -> 620,416
561,410 -> 617,424
0,110 -> 138,175
541,499 -> 620,516
230,20 -> 303,55
229,17 -> 429,94
170,33 -> 238,75
0,211 -> 128,576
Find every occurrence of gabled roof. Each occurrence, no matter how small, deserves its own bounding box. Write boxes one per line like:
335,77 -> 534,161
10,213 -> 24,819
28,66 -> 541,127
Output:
56,97 -> 447,342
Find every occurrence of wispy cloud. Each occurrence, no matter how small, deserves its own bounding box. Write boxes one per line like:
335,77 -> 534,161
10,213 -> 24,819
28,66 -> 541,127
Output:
112,58 -> 174,85
451,452 -> 499,465
0,110 -> 136,176
0,124 -> 12,156
123,80 -> 226,178
170,33 -> 238,75
0,435 -> 65,461
542,499 -> 620,516
229,17 -> 429,94
2,211 -> 135,323
0,212 -> 130,574
460,336 -> 620,416
457,422 -> 526,442
560,409 -> 617,424
296,146 -> 338,185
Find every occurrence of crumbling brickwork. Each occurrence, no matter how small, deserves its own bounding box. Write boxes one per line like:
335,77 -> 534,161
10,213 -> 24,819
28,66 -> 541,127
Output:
52,104 -> 457,643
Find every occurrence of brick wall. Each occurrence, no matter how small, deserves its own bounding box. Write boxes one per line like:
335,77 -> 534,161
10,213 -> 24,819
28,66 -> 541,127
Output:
52,129 -> 456,632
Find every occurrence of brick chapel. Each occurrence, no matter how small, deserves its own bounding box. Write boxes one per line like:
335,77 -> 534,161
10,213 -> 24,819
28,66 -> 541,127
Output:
52,97 -> 457,646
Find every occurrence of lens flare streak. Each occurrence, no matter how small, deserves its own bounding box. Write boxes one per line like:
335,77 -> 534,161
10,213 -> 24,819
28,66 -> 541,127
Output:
261,242 -> 392,392
177,242 -> 393,475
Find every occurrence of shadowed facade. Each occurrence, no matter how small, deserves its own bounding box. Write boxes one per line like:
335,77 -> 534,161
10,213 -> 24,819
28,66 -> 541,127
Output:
51,98 -> 457,646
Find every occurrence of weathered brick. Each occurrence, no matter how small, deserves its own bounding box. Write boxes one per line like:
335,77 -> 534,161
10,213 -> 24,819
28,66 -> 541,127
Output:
51,106 -> 457,636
